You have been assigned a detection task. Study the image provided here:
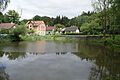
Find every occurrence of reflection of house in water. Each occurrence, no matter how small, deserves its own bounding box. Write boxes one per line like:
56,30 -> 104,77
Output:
31,52 -> 46,55
25,40 -> 78,53
0,63 -> 9,80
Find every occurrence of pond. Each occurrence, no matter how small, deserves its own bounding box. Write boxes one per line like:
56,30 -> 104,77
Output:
0,38 -> 120,80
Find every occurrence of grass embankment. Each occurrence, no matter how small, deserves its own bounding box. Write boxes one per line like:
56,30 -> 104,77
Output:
21,36 -> 55,41
21,35 -> 79,41
0,38 -> 11,43
89,35 -> 120,53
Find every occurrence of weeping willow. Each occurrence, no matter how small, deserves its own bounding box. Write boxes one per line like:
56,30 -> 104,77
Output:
0,0 -> 10,12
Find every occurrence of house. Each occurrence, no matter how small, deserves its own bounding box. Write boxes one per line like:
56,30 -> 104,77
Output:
61,27 -> 80,34
26,21 -> 46,36
0,23 -> 16,30
46,26 -> 55,35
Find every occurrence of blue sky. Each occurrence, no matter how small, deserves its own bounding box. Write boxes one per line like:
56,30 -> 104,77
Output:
4,0 -> 93,19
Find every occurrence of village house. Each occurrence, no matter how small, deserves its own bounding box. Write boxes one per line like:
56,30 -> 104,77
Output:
0,23 -> 16,37
26,21 -> 46,36
46,26 -> 55,35
61,27 -> 80,34
0,23 -> 16,30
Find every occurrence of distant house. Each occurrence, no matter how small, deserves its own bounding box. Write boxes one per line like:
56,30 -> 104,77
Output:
0,23 -> 16,30
62,27 -> 80,34
46,26 -> 55,35
26,21 -> 46,36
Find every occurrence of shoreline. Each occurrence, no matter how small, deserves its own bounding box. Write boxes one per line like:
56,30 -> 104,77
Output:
1,35 -> 120,53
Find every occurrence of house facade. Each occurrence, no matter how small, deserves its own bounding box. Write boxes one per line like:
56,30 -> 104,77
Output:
26,21 -> 46,36
61,27 -> 80,34
46,26 -> 55,35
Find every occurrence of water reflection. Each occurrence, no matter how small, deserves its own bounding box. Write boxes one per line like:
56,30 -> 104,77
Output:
0,51 -> 26,60
0,39 -> 119,80
0,63 -> 9,80
73,41 -> 120,80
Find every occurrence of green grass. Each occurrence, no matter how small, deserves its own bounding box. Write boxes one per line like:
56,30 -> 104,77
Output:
21,36 -> 55,41
0,38 -> 11,43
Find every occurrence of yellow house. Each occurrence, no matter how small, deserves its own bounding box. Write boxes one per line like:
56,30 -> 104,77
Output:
26,21 -> 46,36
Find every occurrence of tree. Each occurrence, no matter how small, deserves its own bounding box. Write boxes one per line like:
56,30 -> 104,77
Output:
92,0 -> 112,36
11,25 -> 28,41
0,0 -> 10,12
33,15 -> 41,21
53,16 -> 61,25
0,12 -> 4,23
32,15 -> 54,26
5,10 -> 20,23
54,24 -> 65,32
61,16 -> 70,27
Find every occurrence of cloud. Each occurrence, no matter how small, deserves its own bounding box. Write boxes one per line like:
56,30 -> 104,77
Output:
4,0 -> 93,19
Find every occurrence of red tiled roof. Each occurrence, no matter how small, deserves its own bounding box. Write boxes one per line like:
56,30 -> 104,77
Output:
26,21 -> 45,27
0,23 -> 15,29
46,26 -> 55,31
27,21 -> 44,24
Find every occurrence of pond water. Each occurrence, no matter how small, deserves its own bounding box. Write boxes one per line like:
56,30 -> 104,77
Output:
0,38 -> 120,80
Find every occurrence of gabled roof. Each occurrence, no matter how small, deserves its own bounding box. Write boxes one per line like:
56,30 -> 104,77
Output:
46,26 -> 55,31
64,27 -> 79,32
0,23 -> 15,29
26,21 -> 45,27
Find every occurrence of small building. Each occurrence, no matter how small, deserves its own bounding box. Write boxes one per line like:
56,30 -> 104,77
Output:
46,26 -> 55,35
62,27 -> 80,34
0,23 -> 16,30
0,23 -> 16,37
26,21 -> 46,36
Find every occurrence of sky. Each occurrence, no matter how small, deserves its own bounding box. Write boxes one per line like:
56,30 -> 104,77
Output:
4,0 -> 93,19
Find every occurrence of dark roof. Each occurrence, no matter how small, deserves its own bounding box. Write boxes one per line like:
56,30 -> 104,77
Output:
64,27 -> 79,32
0,23 -> 15,29
46,26 -> 55,31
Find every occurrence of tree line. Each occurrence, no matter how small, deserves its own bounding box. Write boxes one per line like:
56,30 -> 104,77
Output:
0,0 -> 120,39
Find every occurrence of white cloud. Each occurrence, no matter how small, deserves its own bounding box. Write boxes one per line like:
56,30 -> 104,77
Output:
4,0 -> 93,19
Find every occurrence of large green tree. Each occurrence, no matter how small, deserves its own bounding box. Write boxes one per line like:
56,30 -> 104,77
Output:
4,10 -> 20,23
92,0 -> 112,36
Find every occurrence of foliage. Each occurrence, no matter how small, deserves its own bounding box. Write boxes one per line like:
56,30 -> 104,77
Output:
33,15 -> 54,26
0,28 -> 10,34
4,10 -> 20,23
90,35 -> 120,52
11,25 -> 28,41
81,19 -> 101,35
0,0 -> 10,12
0,12 -> 4,23
92,0 -> 112,36
54,24 -> 65,31
12,25 -> 27,36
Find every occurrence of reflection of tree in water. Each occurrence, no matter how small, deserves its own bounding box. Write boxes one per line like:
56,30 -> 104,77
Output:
56,52 -> 67,55
0,51 -> 26,60
73,42 -> 120,80
0,64 -> 9,80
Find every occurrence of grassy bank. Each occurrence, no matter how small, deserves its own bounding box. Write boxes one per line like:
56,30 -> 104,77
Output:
0,38 -> 11,43
21,35 -> 79,42
89,35 -> 120,53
